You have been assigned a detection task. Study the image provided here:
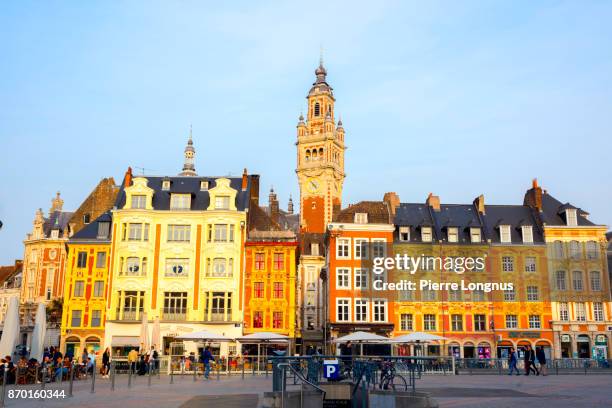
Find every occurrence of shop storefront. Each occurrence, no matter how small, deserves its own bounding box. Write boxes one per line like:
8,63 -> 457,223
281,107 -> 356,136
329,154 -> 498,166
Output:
560,334 -> 572,358
477,342 -> 491,359
577,334 -> 590,358
593,334 -> 608,360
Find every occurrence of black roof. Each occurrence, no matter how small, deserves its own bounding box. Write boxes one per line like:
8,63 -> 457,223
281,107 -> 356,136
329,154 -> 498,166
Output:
539,193 -> 596,227
114,176 -> 252,211
70,211 -> 112,241
43,211 -> 73,236
394,202 -> 544,244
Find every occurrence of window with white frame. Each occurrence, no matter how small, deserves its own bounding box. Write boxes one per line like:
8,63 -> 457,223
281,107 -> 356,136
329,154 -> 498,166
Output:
566,209 -> 577,226
422,288 -> 437,301
559,302 -> 569,321
170,194 -> 191,210
575,302 -> 586,321
371,240 -> 386,258
503,288 -> 515,301
399,226 -> 410,242
336,238 -> 350,258
310,243 -> 320,256
590,271 -> 601,291
336,268 -> 350,289
569,241 -> 582,259
506,315 -> 518,329
214,195 -> 230,210
524,257 -> 536,272
593,302 -> 604,321
354,299 -> 368,322
502,256 -> 514,272
354,239 -> 368,259
162,180 -> 170,190
165,258 -> 189,277
354,213 -> 368,224
336,299 -> 350,322
97,221 -> 110,239
470,227 -> 481,243
200,180 -> 209,191
73,281 -> 84,297
556,270 -> 567,290
167,225 -> 191,242
528,315 -> 541,329
131,195 -> 147,209
125,223 -> 149,241
526,286 -> 539,301
421,227 -> 432,242
499,225 -> 511,243
521,226 -> 533,243
474,314 -> 487,331
423,314 -> 436,331
91,310 -> 102,327
586,241 -> 599,259
93,281 -> 104,297
451,314 -> 463,331
449,289 -> 462,301
572,271 -> 583,291
472,289 -> 485,302
354,268 -> 368,290
400,314 -> 413,331
373,300 -> 387,322
553,241 -> 564,258
447,227 -> 458,243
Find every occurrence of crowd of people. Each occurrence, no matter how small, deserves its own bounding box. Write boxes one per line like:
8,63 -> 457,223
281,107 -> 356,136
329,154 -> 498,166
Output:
126,344 -> 159,376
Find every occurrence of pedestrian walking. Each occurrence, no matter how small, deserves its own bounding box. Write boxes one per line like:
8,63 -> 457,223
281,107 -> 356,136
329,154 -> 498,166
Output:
128,348 -> 138,374
536,347 -> 547,376
508,347 -> 520,375
200,346 -> 215,379
524,345 -> 539,376
102,347 -> 111,378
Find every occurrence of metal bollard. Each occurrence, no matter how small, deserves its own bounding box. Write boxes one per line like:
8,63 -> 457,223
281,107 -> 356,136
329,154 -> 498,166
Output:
68,362 -> 75,398
216,363 -> 220,381
181,361 -> 184,380
1,364 -> 8,408
148,360 -> 152,387
193,362 -> 197,382
41,366 -> 46,390
111,362 -> 116,391
265,359 -> 268,378
170,361 -> 174,384
241,359 -> 245,380
252,358 -> 255,376
128,363 -> 132,388
91,360 -> 96,393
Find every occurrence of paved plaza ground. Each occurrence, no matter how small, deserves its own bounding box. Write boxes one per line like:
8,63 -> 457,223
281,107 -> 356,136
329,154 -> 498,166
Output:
2,373 -> 611,407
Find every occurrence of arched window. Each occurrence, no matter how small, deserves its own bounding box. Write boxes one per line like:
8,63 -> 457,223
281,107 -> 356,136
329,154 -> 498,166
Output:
314,103 -> 320,116
553,241 -> 564,259
319,148 -> 324,158
312,149 -> 318,159
305,149 -> 311,161
569,241 -> 582,259
586,241 -> 599,259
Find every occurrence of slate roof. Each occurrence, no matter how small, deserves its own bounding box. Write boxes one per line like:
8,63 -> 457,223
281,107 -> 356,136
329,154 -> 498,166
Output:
333,201 -> 391,224
114,176 -> 252,211
538,192 -> 596,227
394,202 -> 544,244
299,233 -> 326,256
0,261 -> 22,287
43,211 -> 74,237
70,211 -> 113,242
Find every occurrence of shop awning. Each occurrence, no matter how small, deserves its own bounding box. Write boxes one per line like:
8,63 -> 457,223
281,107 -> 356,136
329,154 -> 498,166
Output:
111,336 -> 140,346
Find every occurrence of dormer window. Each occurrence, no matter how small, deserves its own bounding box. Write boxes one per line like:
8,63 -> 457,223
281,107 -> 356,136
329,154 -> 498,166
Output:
470,228 -> 481,243
521,226 -> 533,243
162,180 -> 171,191
170,194 -> 191,210
215,195 -> 230,210
354,213 -> 368,224
97,222 -> 110,239
421,227 -> 432,243
447,227 -> 458,243
83,214 -> 91,224
50,230 -> 59,239
200,181 -> 209,191
131,195 -> 146,209
311,243 -> 320,256
399,227 -> 410,242
566,209 -> 577,226
499,225 -> 511,243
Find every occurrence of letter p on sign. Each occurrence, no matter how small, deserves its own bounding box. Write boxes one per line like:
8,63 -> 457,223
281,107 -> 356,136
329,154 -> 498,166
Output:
323,359 -> 339,380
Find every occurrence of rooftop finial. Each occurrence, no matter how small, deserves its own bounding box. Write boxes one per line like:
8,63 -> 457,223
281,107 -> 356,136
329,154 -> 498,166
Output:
179,126 -> 197,176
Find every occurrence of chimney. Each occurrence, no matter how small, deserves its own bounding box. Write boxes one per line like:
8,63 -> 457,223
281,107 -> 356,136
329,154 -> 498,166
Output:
473,194 -> 485,214
383,192 -> 400,216
269,188 -> 279,226
241,168 -> 248,191
249,174 -> 260,206
523,178 -> 543,212
426,193 -> 441,212
124,166 -> 133,188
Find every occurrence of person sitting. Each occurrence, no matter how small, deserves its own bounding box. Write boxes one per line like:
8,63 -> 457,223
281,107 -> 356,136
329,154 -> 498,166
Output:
86,357 -> 94,375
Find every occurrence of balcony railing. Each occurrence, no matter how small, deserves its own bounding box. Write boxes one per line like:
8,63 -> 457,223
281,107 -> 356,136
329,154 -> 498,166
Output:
117,310 -> 139,321
202,311 -> 232,322
162,310 -> 187,321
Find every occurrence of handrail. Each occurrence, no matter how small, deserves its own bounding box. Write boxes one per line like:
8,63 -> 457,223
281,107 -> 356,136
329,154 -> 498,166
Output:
277,362 -> 326,396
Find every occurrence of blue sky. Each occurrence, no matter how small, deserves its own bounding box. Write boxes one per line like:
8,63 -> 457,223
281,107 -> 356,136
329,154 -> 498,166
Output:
1,0 -> 611,264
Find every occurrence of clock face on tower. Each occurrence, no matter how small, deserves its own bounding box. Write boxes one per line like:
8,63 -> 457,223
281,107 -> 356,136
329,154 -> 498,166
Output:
306,177 -> 321,194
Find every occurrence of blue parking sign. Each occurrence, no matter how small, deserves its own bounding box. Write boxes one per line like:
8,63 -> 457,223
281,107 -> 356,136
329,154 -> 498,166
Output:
323,359 -> 340,380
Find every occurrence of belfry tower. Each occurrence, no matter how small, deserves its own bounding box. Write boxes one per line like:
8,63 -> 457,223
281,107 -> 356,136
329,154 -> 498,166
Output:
179,126 -> 197,176
296,59 -> 346,232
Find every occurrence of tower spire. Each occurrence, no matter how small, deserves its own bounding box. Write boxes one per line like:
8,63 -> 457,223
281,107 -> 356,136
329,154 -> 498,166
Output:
179,125 -> 197,176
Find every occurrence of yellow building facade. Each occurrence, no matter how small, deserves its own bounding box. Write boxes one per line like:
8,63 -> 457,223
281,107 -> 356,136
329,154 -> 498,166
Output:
60,212 -> 113,357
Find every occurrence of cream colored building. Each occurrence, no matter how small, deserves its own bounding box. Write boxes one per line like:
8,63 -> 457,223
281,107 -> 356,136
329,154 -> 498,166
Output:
104,137 -> 255,357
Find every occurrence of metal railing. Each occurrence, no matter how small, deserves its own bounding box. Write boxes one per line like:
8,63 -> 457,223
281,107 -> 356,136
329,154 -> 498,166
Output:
455,358 -> 612,375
